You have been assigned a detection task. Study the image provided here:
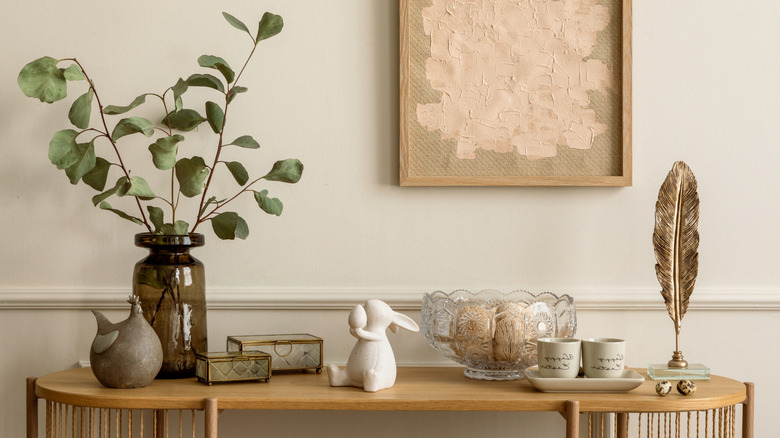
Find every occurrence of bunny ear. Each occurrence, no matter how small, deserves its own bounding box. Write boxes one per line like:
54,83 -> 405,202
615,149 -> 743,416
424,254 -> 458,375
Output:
389,311 -> 420,334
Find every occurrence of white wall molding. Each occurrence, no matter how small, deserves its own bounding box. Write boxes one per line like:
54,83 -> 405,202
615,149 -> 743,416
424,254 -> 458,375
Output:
1,286 -> 778,311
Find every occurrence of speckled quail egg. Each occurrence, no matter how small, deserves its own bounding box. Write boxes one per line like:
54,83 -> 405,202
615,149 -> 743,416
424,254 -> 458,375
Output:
655,380 -> 672,396
676,379 -> 697,395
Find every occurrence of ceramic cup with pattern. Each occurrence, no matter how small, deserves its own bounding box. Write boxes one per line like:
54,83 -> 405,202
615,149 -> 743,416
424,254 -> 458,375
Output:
536,337 -> 581,378
581,338 -> 625,378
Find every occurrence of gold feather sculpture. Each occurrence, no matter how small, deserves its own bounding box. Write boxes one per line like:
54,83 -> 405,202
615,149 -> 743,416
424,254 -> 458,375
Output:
653,161 -> 700,369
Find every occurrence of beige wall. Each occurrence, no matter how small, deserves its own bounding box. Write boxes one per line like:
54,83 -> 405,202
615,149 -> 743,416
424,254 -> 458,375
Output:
1,0 -> 778,436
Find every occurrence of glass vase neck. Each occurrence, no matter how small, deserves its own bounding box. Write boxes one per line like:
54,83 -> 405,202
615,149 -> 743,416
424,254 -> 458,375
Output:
134,233 -> 205,250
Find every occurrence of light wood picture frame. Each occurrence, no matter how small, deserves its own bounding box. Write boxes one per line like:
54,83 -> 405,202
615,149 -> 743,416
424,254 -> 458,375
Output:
400,0 -> 632,186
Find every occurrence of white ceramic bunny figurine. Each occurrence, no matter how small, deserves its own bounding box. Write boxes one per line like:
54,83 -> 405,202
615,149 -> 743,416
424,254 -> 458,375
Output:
328,299 -> 419,392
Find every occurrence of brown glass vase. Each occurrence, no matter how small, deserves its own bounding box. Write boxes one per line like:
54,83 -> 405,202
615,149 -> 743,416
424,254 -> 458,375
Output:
132,233 -> 207,378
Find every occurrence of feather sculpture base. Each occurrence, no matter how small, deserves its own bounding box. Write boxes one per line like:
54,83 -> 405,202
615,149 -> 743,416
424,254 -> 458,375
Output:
648,363 -> 711,381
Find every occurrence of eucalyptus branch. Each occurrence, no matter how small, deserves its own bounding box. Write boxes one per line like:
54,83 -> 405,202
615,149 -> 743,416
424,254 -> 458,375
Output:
198,176 -> 265,221
190,40 -> 264,234
155,91 -> 178,222
157,92 -> 173,136
231,43 -> 258,92
190,122 -> 226,233
19,12 -> 297,241
77,130 -> 107,146
192,97 -> 233,229
171,169 -> 176,223
154,196 -> 175,208
79,127 -> 106,137
65,58 -> 152,233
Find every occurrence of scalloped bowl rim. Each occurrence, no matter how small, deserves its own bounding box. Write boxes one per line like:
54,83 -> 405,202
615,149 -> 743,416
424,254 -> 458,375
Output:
423,289 -> 574,304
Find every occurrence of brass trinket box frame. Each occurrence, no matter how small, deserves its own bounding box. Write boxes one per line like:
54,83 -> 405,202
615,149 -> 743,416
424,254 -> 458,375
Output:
195,351 -> 271,385
227,333 -> 323,373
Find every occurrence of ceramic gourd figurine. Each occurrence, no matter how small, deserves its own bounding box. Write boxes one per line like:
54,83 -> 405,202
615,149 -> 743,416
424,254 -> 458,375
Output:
90,296 -> 163,388
328,299 -> 419,392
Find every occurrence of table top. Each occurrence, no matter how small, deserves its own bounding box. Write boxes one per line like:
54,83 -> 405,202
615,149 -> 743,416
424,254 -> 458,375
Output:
34,367 -> 747,413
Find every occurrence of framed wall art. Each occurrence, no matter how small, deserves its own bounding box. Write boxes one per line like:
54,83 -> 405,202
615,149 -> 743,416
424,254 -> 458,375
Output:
400,0 -> 632,186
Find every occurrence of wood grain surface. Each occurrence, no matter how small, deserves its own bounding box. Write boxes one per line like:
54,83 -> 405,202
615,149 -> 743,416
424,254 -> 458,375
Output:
34,367 -> 745,413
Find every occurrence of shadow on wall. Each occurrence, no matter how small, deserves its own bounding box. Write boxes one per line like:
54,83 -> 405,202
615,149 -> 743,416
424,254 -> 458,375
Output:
370,0 -> 400,186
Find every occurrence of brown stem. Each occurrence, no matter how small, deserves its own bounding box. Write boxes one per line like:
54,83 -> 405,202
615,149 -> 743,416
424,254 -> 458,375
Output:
65,58 -> 152,232
191,98 -> 228,233
191,43 -> 259,234
156,92 -> 178,224
199,176 -> 265,221
149,287 -> 167,327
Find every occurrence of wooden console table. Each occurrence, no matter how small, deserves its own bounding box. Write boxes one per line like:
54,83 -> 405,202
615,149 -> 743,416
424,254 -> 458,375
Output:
28,367 -> 753,438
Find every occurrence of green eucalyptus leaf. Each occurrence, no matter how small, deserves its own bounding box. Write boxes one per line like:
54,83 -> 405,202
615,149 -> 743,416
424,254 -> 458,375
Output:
171,78 -> 188,112
63,64 -> 86,81
222,12 -> 252,39
18,56 -> 68,103
99,201 -> 143,226
226,135 -> 259,149
112,116 -> 154,141
256,12 -> 283,42
197,55 -> 235,84
263,158 -> 303,183
175,157 -> 210,197
191,156 -> 207,167
147,205 -> 164,231
253,189 -> 283,216
205,101 -> 224,134
117,176 -> 155,200
48,129 -> 80,170
201,196 -> 217,215
65,140 -> 96,184
92,177 -> 127,206
68,89 -> 93,129
225,161 -> 249,185
173,220 -> 189,235
103,93 -> 153,115
158,221 -> 190,235
137,267 -> 166,289
149,135 -> 184,170
227,86 -> 248,103
82,157 -> 111,191
162,109 -> 206,132
185,74 -> 224,93
210,212 -> 249,240
199,196 -> 226,216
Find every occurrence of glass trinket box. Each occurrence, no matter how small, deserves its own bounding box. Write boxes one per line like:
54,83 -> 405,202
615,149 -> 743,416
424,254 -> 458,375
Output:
227,333 -> 323,373
194,351 -> 271,385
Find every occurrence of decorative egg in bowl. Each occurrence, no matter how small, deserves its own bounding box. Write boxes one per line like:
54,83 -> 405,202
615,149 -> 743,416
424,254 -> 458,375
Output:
420,289 -> 577,380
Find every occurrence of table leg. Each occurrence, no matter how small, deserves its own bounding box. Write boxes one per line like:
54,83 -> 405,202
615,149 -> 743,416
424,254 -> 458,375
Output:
616,413 -> 628,438
742,382 -> 754,438
155,410 -> 166,437
26,377 -> 37,438
564,400 -> 579,438
205,398 -> 219,438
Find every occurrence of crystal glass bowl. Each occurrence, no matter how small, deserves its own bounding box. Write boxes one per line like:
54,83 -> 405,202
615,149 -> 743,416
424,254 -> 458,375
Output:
420,289 -> 577,380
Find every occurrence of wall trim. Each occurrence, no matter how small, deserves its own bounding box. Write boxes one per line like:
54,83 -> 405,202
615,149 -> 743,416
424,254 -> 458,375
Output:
1,287 -> 778,311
